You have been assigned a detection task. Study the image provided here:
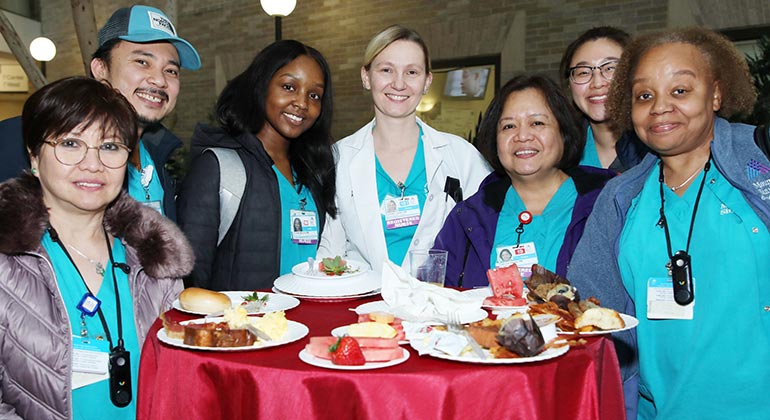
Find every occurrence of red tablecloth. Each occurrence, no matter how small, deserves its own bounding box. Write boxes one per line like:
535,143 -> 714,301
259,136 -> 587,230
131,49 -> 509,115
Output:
137,296 -> 624,420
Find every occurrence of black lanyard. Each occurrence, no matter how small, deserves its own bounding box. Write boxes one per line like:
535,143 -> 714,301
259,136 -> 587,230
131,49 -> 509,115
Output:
48,225 -> 124,351
657,155 -> 711,305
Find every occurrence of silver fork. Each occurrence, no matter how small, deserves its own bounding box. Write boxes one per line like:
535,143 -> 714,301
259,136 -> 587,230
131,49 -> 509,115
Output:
447,311 -> 486,359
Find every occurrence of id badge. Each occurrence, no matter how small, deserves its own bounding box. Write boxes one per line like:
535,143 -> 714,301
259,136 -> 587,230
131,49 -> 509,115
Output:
143,200 -> 163,214
647,276 -> 694,320
383,195 -> 421,229
496,243 -> 538,278
72,337 -> 110,389
290,209 -> 318,244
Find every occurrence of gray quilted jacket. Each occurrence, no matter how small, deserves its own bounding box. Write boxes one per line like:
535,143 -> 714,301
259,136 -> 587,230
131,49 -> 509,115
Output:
0,174 -> 193,419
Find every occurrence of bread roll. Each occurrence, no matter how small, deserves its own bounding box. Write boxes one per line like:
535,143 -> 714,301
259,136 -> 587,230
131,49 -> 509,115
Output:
574,307 -> 625,330
179,287 -> 232,314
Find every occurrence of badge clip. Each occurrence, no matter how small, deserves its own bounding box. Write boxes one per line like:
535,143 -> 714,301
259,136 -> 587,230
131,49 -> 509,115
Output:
76,293 -> 101,317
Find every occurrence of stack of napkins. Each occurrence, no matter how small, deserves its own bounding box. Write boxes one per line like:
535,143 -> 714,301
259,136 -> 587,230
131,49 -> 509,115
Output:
380,261 -> 486,324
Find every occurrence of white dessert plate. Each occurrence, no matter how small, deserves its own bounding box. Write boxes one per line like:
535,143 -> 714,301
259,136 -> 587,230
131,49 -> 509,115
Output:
172,291 -> 300,315
330,325 -> 408,345
466,286 -> 529,311
157,318 -> 308,351
272,287 -> 380,302
291,259 -> 368,280
425,344 -> 568,364
557,313 -> 639,336
354,300 -> 488,324
482,300 -> 529,311
273,271 -> 380,297
298,348 -> 409,370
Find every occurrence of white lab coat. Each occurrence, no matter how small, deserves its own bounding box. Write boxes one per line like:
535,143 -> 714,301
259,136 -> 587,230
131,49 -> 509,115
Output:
318,118 -> 491,274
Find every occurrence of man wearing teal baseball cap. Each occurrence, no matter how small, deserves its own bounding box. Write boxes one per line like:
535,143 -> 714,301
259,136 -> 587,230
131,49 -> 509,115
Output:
89,5 -> 201,220
0,5 -> 199,221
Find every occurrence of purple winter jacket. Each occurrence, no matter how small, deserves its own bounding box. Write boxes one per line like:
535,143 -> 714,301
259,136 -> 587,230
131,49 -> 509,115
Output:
0,174 -> 193,419
434,166 -> 615,288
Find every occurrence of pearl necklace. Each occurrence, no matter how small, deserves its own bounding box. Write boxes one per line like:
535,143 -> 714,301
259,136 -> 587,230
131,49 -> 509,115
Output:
67,244 -> 106,277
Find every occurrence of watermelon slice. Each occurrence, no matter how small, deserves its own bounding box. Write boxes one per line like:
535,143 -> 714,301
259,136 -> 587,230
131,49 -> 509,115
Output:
486,263 -> 524,299
305,336 -> 402,362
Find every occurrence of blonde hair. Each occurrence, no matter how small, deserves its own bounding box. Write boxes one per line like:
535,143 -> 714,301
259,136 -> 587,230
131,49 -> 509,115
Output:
607,26 -> 756,134
362,25 -> 431,72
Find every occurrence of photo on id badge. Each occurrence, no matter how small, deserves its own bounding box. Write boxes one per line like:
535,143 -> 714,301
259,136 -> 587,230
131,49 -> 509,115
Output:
290,210 -> 318,244
495,243 -> 538,278
382,195 -> 421,229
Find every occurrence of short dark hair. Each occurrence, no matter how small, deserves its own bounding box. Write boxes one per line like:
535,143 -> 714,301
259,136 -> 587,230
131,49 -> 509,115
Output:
22,76 -> 138,157
216,40 -> 337,217
477,75 -> 584,174
607,26 -> 757,135
90,38 -> 122,76
559,26 -> 631,88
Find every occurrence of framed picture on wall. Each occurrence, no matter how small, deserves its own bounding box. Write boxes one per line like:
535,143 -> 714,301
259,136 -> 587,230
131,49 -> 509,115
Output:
416,55 -> 500,141
443,65 -> 492,99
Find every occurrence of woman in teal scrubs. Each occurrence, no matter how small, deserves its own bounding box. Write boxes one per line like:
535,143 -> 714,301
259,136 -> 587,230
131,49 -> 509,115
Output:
568,28 -> 770,419
317,26 -> 490,274
0,77 -> 191,419
559,27 -> 648,172
178,40 -> 337,290
435,75 -> 614,287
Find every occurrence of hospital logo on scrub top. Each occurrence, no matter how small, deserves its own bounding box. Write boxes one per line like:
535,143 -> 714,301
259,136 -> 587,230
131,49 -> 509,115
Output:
748,159 -> 770,201
747,159 -> 770,180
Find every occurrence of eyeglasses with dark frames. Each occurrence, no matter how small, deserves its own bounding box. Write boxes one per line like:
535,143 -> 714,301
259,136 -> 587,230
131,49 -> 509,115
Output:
43,138 -> 132,169
568,60 -> 619,85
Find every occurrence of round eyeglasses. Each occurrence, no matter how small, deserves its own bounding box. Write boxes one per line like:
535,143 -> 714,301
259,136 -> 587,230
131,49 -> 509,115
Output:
43,138 -> 132,169
568,60 -> 619,85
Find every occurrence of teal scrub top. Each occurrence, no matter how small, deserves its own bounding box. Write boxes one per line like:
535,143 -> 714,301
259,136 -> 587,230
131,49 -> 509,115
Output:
618,164 -> 770,420
375,128 -> 427,266
127,141 -> 165,215
491,178 -> 577,272
42,231 -> 139,420
578,125 -> 603,168
272,166 -> 320,275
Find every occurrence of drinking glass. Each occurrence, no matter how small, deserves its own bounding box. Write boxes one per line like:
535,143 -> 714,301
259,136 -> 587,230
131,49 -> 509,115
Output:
409,249 -> 447,287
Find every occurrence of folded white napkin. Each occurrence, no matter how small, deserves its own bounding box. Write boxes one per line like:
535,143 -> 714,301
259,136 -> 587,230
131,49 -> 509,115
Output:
380,261 -> 486,323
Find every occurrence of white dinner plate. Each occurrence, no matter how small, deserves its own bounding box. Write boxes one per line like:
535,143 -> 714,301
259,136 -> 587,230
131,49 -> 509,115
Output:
330,325 -> 408,345
172,291 -> 300,316
298,348 -> 410,370
354,300 -> 488,324
273,271 -> 380,297
157,318 -> 308,351
425,344 -> 568,364
291,259 -> 368,280
557,313 -> 639,336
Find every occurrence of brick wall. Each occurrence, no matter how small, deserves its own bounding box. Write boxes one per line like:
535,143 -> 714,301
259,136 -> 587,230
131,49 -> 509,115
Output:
36,0 -> 770,142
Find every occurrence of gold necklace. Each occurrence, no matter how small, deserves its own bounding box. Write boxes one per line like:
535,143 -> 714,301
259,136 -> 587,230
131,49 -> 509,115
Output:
67,244 -> 105,277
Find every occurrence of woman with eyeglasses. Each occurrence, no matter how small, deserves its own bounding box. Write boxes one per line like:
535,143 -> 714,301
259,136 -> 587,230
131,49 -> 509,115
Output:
560,27 -> 649,172
0,77 -> 192,419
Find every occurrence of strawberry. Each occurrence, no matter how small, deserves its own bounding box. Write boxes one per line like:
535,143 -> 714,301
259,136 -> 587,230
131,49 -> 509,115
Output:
329,336 -> 366,365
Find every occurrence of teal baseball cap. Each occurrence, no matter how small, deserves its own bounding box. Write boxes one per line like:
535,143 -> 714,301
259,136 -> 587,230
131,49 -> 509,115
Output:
98,5 -> 201,70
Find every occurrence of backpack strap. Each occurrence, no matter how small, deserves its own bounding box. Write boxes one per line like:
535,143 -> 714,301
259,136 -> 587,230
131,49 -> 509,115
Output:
753,124 -> 770,160
204,148 -> 246,245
